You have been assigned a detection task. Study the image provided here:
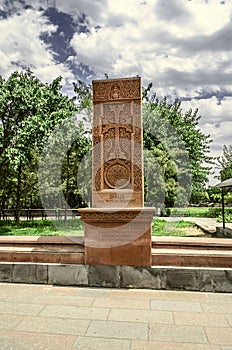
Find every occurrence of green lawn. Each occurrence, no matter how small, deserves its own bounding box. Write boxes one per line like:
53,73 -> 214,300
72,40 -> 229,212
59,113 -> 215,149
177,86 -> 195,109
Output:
166,206 -> 232,222
0,218 -> 199,237
152,219 -> 196,236
0,219 -> 84,236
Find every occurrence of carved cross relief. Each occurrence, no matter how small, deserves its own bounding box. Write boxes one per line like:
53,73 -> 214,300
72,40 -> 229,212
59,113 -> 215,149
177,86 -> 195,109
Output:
92,77 -> 143,207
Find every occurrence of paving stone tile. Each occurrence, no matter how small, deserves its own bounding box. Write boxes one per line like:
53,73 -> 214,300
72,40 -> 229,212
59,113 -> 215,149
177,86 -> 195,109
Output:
40,305 -> 110,320
0,283 -> 47,303
149,325 -> 207,343
75,287 -> 111,298
0,301 -> 44,316
150,299 -> 202,312
201,302 -> 232,314
32,294 -> 94,306
207,293 -> 232,302
86,320 -> 149,340
108,308 -> 173,324
0,330 -> 76,350
109,288 -> 159,298
16,316 -> 90,335
0,314 -> 24,330
174,312 -> 229,327
73,336 -> 131,350
92,296 -> 150,309
205,327 -> 232,345
131,341 -> 220,350
108,289 -> 207,301
143,290 -> 208,302
225,315 -> 232,327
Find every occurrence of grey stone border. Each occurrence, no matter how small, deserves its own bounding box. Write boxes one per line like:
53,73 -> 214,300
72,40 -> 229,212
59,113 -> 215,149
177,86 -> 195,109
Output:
0,262 -> 232,292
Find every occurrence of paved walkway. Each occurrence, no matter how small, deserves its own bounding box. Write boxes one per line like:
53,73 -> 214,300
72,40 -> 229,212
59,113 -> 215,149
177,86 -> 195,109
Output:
0,283 -> 232,349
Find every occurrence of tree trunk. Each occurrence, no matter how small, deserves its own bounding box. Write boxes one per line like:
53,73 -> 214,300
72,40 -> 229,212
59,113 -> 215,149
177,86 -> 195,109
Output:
15,162 -> 22,224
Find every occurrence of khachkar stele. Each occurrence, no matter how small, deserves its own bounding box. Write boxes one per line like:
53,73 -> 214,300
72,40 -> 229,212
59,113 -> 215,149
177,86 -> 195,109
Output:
79,77 -> 155,267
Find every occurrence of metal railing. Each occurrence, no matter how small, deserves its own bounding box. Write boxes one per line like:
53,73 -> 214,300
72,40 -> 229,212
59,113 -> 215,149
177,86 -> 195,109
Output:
0,209 -> 80,221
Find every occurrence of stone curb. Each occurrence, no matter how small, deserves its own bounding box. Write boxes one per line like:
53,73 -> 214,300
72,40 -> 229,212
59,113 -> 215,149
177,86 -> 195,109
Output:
0,262 -> 232,292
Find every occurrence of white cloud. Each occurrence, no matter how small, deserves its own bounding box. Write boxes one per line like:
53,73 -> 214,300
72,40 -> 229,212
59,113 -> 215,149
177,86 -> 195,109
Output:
53,0 -> 108,24
0,8 -> 74,83
69,0 -> 232,96
181,96 -> 232,163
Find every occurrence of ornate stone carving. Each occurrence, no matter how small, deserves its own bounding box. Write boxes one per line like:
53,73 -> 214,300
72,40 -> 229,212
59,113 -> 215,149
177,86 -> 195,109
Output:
104,159 -> 131,189
92,77 -> 143,207
79,208 -> 155,223
93,77 -> 141,102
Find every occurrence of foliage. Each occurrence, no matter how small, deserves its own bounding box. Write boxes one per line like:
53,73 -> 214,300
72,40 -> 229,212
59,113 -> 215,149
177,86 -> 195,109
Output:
0,70 -> 89,222
207,187 -> 222,204
143,86 -> 212,206
217,145 -> 232,181
165,206 -> 232,220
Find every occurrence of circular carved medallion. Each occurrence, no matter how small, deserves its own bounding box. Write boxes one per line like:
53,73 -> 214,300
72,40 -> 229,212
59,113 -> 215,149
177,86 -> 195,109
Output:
104,162 -> 130,189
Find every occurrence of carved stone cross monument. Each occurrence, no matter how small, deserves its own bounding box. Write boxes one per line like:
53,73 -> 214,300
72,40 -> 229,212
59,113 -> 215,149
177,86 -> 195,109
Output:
79,77 -> 154,266
92,77 -> 143,207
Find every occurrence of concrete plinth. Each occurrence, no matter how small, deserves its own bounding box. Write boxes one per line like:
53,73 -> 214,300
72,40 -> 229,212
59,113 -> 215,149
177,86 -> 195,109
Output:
79,207 -> 154,267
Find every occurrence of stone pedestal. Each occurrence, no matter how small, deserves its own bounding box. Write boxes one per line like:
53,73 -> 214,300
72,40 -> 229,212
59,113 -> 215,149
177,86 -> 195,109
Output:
79,208 -> 154,266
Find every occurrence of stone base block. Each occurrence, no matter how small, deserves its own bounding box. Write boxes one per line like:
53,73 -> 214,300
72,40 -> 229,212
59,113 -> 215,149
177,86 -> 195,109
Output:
79,207 -> 154,267
48,264 -> 88,286
12,263 -> 47,284
216,227 -> 232,238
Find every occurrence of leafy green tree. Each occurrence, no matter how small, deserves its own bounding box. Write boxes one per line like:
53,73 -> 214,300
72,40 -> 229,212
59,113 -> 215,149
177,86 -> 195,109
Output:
0,70 -> 87,222
217,145 -> 232,181
142,90 -> 212,206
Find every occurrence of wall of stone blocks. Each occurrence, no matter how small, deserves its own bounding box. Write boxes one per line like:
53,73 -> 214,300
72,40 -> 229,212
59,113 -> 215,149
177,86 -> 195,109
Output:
0,262 -> 232,293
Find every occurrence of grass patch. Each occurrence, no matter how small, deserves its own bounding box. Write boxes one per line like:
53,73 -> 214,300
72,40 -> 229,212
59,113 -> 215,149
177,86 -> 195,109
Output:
0,219 -> 84,236
152,219 -> 197,237
165,207 -> 232,221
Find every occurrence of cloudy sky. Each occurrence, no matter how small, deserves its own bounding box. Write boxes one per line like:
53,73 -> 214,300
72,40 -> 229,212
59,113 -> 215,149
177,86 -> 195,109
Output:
0,0 -> 231,183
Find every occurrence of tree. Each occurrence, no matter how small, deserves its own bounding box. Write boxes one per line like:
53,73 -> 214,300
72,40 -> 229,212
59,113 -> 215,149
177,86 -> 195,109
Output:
142,87 -> 212,206
217,145 -> 232,181
0,70 -> 88,222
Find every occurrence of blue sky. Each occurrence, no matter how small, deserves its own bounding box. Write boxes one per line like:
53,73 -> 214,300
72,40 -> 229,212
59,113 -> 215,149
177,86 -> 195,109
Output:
0,0 -> 231,183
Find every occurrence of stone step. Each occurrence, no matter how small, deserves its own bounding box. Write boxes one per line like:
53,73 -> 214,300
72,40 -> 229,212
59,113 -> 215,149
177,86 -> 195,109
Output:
0,236 -> 84,245
0,247 -> 84,264
1,236 -> 232,267
152,236 -> 232,250
0,236 -> 85,264
151,248 -> 232,267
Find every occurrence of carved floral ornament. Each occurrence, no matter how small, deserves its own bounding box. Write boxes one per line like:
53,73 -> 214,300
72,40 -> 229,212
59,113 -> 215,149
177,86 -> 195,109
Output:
104,160 -> 131,189
79,209 -> 154,223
